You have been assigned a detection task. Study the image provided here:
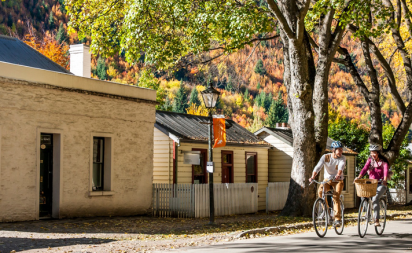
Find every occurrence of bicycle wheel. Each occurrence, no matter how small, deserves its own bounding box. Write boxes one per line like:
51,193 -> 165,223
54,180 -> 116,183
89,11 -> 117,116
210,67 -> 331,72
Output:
375,198 -> 387,235
334,199 -> 345,235
358,198 -> 369,238
313,198 -> 328,238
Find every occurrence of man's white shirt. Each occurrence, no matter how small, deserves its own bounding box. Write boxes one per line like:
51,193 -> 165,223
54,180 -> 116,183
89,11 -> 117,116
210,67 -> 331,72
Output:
313,153 -> 346,180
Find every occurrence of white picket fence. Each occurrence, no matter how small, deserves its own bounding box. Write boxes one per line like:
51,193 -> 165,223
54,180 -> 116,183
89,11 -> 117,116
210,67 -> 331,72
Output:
266,182 -> 290,213
152,183 -> 258,218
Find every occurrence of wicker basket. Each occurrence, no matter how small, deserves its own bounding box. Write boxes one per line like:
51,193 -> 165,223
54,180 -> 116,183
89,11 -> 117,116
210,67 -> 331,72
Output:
354,179 -> 378,198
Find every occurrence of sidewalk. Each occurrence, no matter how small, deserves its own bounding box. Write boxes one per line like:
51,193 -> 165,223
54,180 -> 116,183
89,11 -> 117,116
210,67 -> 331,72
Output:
0,205 -> 411,252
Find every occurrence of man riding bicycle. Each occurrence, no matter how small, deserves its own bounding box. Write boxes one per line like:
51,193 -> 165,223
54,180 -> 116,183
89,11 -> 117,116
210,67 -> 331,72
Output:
309,141 -> 346,227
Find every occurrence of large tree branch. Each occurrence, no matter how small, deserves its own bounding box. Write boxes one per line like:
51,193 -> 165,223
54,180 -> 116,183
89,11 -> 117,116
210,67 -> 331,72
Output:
208,34 -> 280,51
267,0 -> 295,39
401,0 -> 412,37
296,0 -> 311,43
336,47 -> 371,102
347,25 -> 406,114
383,0 -> 412,96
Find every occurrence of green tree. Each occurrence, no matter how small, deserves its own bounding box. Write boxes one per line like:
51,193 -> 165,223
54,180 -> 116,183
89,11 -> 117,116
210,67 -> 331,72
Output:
189,87 -> 201,106
328,109 -> 412,188
244,89 -> 249,101
56,23 -> 67,44
161,96 -> 173,111
96,56 -> 107,80
172,81 -> 188,113
254,59 -> 266,76
226,76 -> 233,93
265,93 -> 288,127
48,11 -> 55,29
66,0 -> 375,216
138,69 -> 165,110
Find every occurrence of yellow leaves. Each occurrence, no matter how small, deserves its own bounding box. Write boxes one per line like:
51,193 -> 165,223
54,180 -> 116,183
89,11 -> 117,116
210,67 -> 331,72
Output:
107,66 -> 118,79
186,103 -> 209,116
24,33 -> 69,69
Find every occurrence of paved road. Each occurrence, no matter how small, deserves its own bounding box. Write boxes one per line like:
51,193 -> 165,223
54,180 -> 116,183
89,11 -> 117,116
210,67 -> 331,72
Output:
174,219 -> 412,253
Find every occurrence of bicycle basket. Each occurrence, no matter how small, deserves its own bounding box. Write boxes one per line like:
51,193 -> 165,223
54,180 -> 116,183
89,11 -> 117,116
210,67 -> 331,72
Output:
354,179 -> 378,198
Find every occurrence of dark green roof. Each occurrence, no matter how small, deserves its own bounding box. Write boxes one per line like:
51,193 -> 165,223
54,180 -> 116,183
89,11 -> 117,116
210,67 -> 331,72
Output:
0,35 -> 71,74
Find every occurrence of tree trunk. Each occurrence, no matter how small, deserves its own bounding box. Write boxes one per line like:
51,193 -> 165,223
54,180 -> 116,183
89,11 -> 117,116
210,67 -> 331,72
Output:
280,36 -> 317,216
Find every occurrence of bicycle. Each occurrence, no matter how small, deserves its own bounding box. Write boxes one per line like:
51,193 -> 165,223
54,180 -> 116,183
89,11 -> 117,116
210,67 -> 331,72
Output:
310,179 -> 345,238
355,179 -> 387,238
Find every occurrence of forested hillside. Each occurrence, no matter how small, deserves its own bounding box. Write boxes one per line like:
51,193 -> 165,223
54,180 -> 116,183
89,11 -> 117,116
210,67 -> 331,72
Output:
0,0 -> 403,131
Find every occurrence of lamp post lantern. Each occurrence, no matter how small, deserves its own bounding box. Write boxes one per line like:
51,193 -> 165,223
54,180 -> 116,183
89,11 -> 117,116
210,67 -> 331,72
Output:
201,82 -> 220,224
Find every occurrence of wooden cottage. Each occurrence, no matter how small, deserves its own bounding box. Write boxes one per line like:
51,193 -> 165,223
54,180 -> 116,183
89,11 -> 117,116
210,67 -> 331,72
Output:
153,111 -> 271,211
255,126 -> 358,208
407,163 -> 412,204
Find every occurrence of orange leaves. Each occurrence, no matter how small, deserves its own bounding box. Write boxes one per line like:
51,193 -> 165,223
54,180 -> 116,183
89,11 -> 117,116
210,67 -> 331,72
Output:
24,33 -> 69,69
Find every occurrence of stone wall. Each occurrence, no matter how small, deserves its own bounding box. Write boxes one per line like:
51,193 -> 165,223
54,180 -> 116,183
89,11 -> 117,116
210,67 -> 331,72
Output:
0,77 -> 156,222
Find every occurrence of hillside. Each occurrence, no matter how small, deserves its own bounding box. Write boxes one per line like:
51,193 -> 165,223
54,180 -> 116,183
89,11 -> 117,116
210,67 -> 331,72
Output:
0,0 -> 402,130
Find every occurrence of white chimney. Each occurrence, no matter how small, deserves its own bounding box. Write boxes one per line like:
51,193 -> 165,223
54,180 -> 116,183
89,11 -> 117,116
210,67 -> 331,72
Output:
69,44 -> 91,78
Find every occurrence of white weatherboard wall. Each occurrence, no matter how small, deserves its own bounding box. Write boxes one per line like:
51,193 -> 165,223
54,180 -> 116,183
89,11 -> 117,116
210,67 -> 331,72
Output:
69,44 -> 91,78
256,130 -> 356,209
407,166 -> 412,203
152,129 -> 269,210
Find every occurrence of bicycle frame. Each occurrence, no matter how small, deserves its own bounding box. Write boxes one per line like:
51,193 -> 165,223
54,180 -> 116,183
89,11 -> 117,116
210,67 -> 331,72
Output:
310,179 -> 345,237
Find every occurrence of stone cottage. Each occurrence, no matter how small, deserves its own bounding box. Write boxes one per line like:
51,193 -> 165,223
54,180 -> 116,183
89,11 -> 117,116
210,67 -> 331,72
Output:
0,35 -> 157,221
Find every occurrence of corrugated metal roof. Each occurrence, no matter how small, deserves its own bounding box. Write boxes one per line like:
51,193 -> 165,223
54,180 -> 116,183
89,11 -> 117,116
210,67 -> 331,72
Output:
155,111 -> 270,146
0,35 -> 71,74
255,127 -> 358,155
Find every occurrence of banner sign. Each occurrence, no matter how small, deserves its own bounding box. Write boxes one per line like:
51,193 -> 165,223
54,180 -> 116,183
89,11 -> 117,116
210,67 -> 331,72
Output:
213,116 -> 226,148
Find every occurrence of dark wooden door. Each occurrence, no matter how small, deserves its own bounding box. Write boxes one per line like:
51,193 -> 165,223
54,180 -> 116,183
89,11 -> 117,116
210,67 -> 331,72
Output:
40,134 -> 53,218
221,151 -> 233,183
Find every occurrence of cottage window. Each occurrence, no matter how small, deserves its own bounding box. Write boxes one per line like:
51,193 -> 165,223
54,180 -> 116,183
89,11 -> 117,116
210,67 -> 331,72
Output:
93,137 -> 104,191
90,134 -> 113,195
192,149 -> 207,184
246,152 -> 258,183
222,151 -> 233,183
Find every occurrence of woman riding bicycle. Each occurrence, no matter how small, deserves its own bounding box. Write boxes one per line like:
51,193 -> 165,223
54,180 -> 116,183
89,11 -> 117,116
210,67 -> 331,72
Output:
354,144 -> 389,227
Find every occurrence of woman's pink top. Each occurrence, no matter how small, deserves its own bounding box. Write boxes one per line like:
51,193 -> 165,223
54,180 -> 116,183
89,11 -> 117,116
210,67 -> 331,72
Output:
359,157 -> 389,180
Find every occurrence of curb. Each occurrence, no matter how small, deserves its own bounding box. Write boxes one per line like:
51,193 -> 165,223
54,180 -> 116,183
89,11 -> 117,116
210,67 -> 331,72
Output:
236,211 -> 412,238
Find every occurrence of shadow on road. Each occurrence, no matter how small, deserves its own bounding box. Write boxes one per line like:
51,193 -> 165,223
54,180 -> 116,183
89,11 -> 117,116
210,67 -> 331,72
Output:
0,237 -> 114,252
190,232 -> 412,252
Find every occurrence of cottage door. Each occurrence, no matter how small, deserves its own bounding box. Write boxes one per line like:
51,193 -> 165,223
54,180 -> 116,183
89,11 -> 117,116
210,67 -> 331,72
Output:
221,151 -> 233,183
39,134 -> 53,218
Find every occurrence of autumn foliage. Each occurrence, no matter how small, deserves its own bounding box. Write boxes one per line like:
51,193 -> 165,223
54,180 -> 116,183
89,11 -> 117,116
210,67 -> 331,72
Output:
24,33 -> 69,69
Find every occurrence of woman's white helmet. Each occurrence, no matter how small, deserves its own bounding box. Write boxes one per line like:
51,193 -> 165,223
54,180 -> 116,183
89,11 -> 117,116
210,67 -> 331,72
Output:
369,144 -> 382,152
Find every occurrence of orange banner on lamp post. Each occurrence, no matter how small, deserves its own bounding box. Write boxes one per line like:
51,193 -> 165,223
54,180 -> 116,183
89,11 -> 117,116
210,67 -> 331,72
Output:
213,117 -> 226,148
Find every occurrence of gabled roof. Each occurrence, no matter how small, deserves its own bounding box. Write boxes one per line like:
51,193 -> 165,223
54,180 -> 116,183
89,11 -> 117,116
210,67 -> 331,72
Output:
155,111 -> 270,147
255,126 -> 357,155
0,35 -> 71,74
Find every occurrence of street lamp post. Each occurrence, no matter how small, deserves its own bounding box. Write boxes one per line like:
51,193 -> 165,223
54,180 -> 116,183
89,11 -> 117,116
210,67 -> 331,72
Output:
201,83 -> 220,225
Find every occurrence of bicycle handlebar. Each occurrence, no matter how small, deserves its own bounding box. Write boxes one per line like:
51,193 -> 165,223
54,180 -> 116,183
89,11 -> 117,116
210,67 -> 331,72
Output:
309,179 -> 339,185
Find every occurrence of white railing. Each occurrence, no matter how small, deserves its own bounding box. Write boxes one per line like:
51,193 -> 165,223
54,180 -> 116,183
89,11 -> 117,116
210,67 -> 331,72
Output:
266,182 -> 290,213
152,183 -> 258,218
194,183 -> 258,218
388,188 -> 407,204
